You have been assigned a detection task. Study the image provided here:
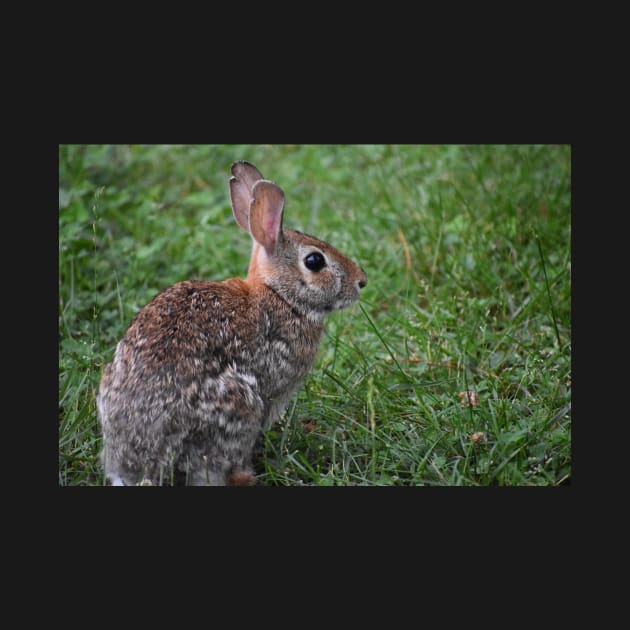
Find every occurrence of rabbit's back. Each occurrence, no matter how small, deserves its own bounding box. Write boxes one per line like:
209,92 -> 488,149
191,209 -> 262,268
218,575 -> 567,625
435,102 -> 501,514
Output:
103,278 -> 324,397
97,279 -> 324,484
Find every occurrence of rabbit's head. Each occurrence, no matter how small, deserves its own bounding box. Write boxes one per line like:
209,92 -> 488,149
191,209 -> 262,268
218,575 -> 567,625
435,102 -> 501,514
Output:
230,160 -> 367,322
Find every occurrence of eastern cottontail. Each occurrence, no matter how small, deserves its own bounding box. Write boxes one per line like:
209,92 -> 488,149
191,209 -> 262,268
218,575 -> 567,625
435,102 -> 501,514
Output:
97,160 -> 367,485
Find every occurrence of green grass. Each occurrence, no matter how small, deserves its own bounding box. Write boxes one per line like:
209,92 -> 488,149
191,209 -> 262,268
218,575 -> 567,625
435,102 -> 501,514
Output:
59,144 -> 571,486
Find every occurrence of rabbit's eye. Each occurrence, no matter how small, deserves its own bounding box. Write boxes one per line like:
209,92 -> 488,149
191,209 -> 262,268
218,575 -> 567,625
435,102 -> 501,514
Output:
304,252 -> 326,272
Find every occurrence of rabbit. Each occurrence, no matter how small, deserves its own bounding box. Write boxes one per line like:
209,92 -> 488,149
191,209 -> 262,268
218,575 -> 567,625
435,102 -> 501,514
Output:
96,160 -> 367,485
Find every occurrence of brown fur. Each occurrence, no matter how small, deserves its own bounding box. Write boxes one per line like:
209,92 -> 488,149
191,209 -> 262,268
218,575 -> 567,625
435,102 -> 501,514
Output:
228,470 -> 257,486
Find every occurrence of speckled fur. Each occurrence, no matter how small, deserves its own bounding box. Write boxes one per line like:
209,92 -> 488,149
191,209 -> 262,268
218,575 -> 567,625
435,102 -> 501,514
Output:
97,161 -> 367,486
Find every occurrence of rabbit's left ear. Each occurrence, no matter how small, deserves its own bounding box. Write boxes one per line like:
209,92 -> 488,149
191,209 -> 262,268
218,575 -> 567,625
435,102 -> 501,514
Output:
229,161 -> 264,232
249,180 -> 285,256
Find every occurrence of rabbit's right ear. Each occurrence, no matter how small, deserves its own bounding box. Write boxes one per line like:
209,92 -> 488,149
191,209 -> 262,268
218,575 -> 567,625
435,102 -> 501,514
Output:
230,161 -> 264,232
249,180 -> 285,256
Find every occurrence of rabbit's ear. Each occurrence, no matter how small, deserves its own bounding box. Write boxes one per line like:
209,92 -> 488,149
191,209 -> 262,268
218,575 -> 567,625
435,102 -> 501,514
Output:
229,161 -> 265,232
249,180 -> 285,255
231,160 -> 264,187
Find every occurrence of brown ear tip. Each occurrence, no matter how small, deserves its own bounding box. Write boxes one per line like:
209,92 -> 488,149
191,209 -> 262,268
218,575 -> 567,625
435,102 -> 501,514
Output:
252,179 -> 282,192
231,159 -> 255,175
253,180 -> 285,207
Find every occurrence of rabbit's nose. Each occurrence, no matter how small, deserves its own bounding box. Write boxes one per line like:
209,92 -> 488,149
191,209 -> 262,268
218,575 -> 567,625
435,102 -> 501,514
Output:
358,268 -> 367,289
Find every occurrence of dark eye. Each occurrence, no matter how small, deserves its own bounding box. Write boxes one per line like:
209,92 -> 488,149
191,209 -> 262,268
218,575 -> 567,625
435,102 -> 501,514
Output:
304,252 -> 326,272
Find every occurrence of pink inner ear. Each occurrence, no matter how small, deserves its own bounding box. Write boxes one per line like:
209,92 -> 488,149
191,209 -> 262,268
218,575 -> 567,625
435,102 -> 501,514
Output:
250,180 -> 284,255
261,206 -> 282,253
265,212 -> 281,239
